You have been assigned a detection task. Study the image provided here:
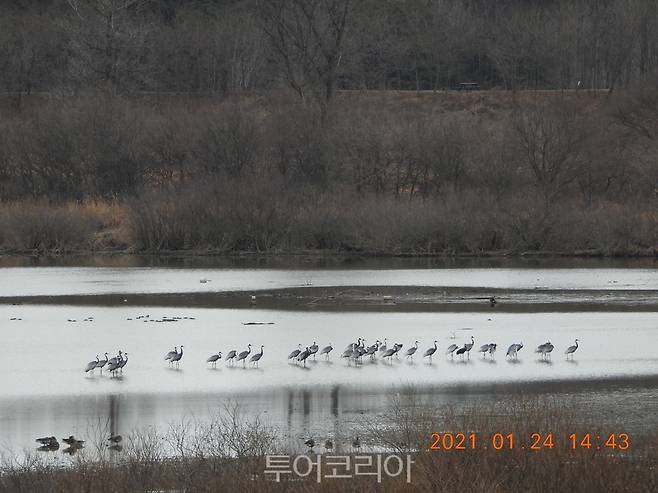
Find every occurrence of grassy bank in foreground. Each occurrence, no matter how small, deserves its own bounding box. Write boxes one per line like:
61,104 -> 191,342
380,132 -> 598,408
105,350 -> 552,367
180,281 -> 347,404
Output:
0,396 -> 654,493
0,198 -> 656,257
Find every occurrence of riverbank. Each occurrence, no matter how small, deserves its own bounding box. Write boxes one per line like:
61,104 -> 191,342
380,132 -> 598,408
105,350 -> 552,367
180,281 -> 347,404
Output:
1,395 -> 655,493
1,197 -> 656,257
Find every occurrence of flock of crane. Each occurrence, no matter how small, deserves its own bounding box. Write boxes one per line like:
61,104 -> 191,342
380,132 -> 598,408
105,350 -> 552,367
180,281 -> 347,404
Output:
84,350 -> 128,376
83,338 -> 580,374
287,337 -> 579,365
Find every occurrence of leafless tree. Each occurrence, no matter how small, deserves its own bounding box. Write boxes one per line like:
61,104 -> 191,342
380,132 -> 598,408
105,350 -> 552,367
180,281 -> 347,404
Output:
64,0 -> 152,90
513,103 -> 585,211
259,0 -> 351,122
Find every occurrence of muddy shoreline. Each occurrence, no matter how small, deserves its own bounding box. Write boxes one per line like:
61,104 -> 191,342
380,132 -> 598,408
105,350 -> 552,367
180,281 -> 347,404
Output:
3,285 -> 658,312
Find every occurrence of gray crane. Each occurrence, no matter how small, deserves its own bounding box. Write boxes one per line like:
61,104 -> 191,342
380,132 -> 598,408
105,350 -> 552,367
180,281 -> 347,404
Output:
423,341 -> 438,360
250,345 -> 264,367
288,344 -> 302,361
319,343 -> 333,359
535,341 -> 554,360
170,346 -> 184,367
445,343 -> 458,358
236,344 -> 252,367
164,347 -> 178,366
464,336 -> 475,359
565,339 -> 580,359
405,341 -> 419,359
85,355 -> 99,374
118,353 -> 128,373
506,342 -> 523,359
297,347 -> 311,366
225,349 -> 237,365
207,351 -> 222,367
488,343 -> 497,358
96,353 -> 109,374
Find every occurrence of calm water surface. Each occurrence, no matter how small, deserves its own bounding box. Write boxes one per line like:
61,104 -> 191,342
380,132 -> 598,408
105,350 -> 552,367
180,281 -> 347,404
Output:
0,259 -> 656,457
2,267 -> 658,297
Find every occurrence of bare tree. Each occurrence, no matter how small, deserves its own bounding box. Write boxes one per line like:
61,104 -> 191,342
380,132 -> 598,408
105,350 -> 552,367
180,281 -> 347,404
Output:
259,0 -> 351,122
513,103 -> 584,211
64,0 -> 152,90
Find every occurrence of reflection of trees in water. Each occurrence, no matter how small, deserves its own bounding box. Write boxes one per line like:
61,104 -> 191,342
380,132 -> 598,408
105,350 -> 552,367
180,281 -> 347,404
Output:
285,385 -> 343,451
108,393 -> 120,438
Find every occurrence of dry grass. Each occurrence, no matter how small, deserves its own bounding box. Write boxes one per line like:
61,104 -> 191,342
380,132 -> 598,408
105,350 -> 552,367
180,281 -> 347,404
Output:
0,193 -> 656,256
0,396 -> 654,493
0,201 -> 129,253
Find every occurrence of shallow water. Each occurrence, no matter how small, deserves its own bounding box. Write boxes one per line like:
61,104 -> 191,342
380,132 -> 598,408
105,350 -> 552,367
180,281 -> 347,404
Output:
0,260 -> 657,458
2,307 -> 657,396
2,266 -> 658,297
1,305 -> 657,454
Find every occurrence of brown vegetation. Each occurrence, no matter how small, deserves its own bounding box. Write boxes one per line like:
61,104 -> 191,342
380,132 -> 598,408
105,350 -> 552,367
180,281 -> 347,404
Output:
0,396 -> 654,492
0,89 -> 656,256
0,1 -> 657,257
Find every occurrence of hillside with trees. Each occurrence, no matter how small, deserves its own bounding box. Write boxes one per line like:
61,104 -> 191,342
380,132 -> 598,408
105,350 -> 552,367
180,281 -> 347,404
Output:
0,0 -> 656,255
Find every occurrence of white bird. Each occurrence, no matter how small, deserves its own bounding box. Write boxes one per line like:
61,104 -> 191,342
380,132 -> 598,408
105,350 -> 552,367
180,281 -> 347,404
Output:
288,344 -> 302,361
236,344 -> 252,367
445,343 -> 458,358
378,338 -> 388,353
207,351 -> 222,367
424,341 -> 438,360
171,346 -> 184,367
85,355 -> 99,374
319,343 -> 333,359
405,341 -> 419,359
565,339 -> 579,359
250,345 -> 264,367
